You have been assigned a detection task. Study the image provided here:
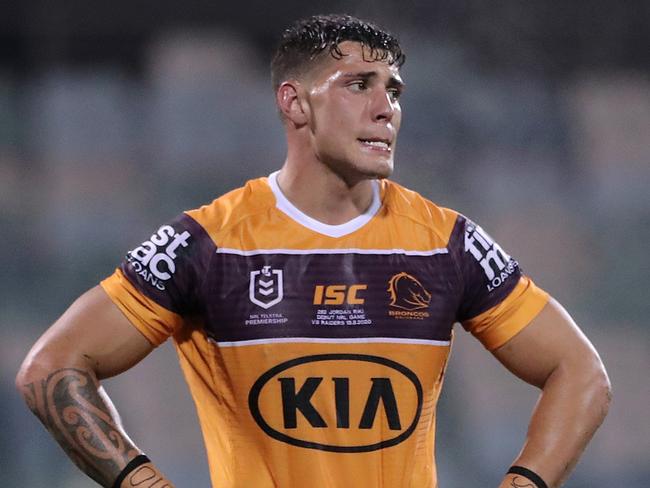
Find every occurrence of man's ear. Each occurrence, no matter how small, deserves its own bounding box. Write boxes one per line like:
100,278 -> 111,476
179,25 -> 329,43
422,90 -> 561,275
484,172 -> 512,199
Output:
276,81 -> 309,126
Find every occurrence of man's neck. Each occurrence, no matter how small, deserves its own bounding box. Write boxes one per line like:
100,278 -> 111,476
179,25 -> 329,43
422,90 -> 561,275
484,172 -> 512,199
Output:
276,162 -> 377,226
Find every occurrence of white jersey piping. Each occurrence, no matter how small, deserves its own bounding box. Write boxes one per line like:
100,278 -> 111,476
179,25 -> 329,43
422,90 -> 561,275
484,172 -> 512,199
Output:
216,247 -> 448,256
209,337 -> 451,348
267,170 -> 381,238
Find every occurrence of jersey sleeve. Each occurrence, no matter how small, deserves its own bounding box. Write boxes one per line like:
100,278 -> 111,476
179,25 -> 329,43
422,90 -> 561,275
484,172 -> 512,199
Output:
450,214 -> 549,350
100,212 -> 215,346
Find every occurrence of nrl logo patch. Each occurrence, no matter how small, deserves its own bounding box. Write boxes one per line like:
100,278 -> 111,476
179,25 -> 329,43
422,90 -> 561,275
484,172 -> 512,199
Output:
249,265 -> 284,309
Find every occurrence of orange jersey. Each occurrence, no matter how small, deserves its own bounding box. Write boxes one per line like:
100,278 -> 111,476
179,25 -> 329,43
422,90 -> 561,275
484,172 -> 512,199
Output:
101,172 -> 548,488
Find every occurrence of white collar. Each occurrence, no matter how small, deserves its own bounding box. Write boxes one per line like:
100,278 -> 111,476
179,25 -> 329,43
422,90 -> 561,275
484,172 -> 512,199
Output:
268,171 -> 381,238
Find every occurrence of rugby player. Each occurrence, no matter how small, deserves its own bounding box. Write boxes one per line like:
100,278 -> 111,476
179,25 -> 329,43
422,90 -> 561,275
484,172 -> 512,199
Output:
16,14 -> 611,488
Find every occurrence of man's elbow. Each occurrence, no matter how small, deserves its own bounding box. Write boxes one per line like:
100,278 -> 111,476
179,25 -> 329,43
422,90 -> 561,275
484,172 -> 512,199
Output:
576,349 -> 612,424
551,346 -> 612,423
15,340 -> 78,403
15,346 -> 50,402
15,353 -> 41,411
591,359 -> 612,421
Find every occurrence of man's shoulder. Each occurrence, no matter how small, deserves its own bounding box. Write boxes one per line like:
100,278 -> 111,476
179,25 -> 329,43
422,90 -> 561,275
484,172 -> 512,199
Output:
382,179 -> 460,239
382,179 -> 457,214
184,176 -> 274,238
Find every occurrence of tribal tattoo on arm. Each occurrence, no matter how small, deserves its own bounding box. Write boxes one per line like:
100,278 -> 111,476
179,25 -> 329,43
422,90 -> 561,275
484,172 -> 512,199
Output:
21,367 -> 139,487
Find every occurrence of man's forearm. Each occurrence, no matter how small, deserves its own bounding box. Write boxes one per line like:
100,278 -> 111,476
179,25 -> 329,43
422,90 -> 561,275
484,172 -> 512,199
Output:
18,366 -> 174,487
497,363 -> 611,488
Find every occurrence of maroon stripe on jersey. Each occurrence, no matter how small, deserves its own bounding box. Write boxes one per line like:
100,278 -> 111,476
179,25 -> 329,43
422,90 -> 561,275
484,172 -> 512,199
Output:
116,211 -> 523,342
201,251 -> 461,343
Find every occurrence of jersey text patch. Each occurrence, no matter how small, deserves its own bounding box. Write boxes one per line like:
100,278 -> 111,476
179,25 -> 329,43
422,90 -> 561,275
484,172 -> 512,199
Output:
127,225 -> 191,290
464,222 -> 518,291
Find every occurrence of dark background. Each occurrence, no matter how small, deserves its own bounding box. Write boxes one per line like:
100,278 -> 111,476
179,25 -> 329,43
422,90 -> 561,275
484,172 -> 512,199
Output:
2,1 -> 649,75
1,1 -> 648,487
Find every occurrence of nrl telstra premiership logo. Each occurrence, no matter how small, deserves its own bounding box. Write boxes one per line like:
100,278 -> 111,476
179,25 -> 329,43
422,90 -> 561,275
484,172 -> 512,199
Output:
249,265 -> 284,309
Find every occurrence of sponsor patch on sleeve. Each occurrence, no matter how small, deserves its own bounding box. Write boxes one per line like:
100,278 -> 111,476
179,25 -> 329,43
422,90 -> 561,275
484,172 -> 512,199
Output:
464,221 -> 518,291
126,224 -> 191,291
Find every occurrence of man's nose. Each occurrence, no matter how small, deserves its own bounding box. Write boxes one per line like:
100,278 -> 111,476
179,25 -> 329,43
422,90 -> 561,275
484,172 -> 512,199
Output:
371,90 -> 396,122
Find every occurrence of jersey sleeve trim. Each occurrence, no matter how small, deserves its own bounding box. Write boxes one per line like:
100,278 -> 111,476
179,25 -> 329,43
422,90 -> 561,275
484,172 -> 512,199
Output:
101,268 -> 184,346
462,276 -> 549,351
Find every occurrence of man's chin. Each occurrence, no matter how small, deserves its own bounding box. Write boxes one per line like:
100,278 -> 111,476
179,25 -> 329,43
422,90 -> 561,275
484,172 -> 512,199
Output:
367,159 -> 394,179
323,155 -> 394,185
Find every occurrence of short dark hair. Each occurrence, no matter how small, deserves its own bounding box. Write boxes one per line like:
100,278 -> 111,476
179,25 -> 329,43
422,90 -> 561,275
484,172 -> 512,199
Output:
271,14 -> 405,91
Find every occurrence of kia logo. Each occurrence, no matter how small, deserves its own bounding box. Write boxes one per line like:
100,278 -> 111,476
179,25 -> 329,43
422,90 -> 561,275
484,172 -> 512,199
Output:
248,354 -> 423,453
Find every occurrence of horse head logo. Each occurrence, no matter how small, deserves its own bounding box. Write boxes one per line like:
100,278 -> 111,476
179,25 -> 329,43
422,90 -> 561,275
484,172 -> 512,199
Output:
387,272 -> 432,310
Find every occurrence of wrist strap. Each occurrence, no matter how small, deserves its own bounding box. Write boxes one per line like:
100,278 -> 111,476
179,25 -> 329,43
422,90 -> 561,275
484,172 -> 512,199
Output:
112,454 -> 151,488
507,465 -> 549,488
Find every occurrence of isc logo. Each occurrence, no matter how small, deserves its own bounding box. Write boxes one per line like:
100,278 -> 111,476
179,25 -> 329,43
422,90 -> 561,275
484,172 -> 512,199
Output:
248,354 -> 423,453
313,284 -> 367,305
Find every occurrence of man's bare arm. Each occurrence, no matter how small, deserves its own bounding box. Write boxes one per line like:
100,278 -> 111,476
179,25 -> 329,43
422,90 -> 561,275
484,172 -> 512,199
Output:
493,298 -> 611,488
15,285 -> 175,487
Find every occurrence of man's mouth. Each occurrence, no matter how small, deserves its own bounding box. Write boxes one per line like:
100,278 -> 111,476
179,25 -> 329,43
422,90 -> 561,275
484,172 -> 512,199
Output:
358,138 -> 392,152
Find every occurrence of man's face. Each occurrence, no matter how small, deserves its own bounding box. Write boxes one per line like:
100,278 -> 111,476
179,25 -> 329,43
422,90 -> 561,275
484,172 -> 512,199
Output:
301,41 -> 404,183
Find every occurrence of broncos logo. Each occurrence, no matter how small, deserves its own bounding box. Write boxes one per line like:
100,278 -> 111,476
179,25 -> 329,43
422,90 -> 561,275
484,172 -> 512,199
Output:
387,272 -> 432,310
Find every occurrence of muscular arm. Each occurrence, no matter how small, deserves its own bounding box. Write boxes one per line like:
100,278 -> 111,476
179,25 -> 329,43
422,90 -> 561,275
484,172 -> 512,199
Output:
15,285 -> 175,487
493,298 -> 611,488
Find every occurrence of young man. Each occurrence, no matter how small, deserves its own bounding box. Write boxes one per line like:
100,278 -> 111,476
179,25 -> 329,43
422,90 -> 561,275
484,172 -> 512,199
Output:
16,14 -> 610,488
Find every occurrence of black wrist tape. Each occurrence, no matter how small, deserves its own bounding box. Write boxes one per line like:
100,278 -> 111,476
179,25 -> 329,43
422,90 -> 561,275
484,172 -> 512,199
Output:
507,465 -> 549,488
112,454 -> 151,488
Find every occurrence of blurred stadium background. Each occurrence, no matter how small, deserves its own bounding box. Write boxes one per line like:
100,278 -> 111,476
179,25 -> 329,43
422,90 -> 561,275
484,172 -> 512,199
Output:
1,1 -> 648,487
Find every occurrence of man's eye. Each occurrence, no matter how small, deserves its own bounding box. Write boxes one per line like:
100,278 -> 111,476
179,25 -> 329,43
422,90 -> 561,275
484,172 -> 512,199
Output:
388,88 -> 402,101
349,81 -> 367,91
